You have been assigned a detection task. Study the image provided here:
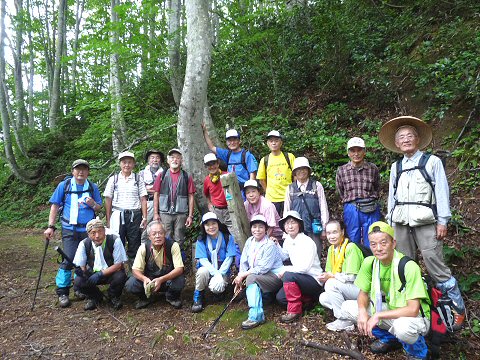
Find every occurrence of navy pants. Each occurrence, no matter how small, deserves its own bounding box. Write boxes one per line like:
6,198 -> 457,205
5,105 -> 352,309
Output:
74,271 -> 127,300
343,202 -> 381,247
56,228 -> 87,296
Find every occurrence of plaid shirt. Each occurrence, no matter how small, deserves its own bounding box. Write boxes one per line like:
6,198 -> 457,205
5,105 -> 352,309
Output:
336,161 -> 380,203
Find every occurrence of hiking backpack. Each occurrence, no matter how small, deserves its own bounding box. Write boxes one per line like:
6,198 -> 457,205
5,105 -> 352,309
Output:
263,151 -> 293,172
59,176 -> 95,224
112,172 -> 140,202
226,149 -> 248,170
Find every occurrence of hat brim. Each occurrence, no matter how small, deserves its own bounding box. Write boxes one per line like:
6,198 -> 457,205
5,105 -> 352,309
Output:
250,219 -> 269,228
278,215 -> 304,233
379,116 -> 432,153
145,150 -> 165,163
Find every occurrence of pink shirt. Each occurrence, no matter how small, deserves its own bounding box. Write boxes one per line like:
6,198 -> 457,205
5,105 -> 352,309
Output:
244,196 -> 283,239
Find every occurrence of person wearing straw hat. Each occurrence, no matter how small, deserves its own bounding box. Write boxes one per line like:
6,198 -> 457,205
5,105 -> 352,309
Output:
44,159 -> 103,308
72,218 -> 127,311
284,156 -> 329,258
339,222 -> 431,360
202,153 -> 233,232
191,212 -> 236,313
275,211 -> 323,323
104,151 -> 148,265
379,115 -> 465,330
336,137 -> 381,247
152,148 -> 196,251
234,214 -> 284,330
257,130 -> 295,216
243,179 -> 283,242
202,125 -> 258,199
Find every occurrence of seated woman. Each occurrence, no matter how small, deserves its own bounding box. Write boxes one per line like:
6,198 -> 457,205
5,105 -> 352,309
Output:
192,212 -> 237,313
243,180 -> 283,242
319,220 -> 364,331
275,210 -> 324,323
233,215 -> 284,330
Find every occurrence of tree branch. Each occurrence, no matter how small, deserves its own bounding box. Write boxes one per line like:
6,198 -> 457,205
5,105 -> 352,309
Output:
301,339 -> 365,360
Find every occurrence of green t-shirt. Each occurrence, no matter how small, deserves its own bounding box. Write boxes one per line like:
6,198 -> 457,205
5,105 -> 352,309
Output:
355,254 -> 430,318
325,242 -> 364,274
257,152 -> 295,202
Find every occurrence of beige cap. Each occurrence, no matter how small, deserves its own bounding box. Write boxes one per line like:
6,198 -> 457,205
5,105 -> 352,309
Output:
118,151 -> 135,161
347,137 -> 365,150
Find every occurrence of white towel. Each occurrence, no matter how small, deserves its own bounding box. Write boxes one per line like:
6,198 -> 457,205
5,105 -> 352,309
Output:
93,243 -> 109,272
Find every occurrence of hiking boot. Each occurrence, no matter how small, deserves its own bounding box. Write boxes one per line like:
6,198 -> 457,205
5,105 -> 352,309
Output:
405,354 -> 426,360
370,339 -> 402,354
280,312 -> 301,323
58,295 -> 71,308
326,319 -> 355,332
452,311 -> 465,331
166,297 -> 182,309
110,297 -> 123,310
242,318 -> 265,330
84,298 -> 97,311
74,291 -> 86,300
135,298 -> 151,309
191,300 -> 203,313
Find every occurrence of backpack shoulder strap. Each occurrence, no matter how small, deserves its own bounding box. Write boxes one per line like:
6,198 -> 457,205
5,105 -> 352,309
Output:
398,256 -> 414,292
144,240 -> 151,263
226,150 -> 232,164
393,158 -> 403,196
283,151 -> 292,170
264,154 -> 270,170
241,149 -> 247,169
418,153 -> 433,189
84,238 -> 93,258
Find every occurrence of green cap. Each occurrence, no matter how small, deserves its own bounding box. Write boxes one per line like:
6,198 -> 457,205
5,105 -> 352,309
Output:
368,221 -> 394,239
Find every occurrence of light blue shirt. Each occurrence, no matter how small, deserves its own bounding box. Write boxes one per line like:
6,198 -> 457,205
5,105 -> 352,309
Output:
239,236 -> 283,275
388,150 -> 451,225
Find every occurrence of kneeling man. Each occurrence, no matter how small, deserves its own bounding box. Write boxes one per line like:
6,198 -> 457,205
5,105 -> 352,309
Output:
340,221 -> 430,360
73,219 -> 128,310
125,221 -> 185,309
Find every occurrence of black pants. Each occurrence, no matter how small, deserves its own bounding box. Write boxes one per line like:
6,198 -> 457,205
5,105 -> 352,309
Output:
74,271 -> 127,300
119,209 -> 143,261
125,273 -> 185,301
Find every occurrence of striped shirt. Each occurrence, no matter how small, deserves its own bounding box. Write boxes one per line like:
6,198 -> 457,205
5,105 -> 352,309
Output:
104,172 -> 147,210
336,161 -> 380,203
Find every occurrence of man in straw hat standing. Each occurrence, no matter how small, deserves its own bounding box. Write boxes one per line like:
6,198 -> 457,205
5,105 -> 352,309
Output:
379,115 -> 465,330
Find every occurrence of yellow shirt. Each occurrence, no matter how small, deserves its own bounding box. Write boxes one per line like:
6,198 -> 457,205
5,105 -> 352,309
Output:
132,242 -> 184,272
257,152 -> 295,202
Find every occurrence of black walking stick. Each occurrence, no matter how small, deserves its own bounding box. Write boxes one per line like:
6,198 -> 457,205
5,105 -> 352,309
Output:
31,239 -> 50,310
203,284 -> 244,339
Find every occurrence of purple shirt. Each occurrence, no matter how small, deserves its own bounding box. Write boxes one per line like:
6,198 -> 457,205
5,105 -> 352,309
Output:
244,196 -> 283,239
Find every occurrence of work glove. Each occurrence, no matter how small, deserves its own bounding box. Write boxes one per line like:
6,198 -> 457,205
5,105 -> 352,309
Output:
87,271 -> 104,286
144,280 -> 156,299
74,267 -> 84,278
209,273 -> 226,294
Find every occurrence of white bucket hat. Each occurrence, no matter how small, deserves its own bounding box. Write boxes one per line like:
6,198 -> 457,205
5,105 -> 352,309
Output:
292,157 -> 311,173
279,210 -> 304,233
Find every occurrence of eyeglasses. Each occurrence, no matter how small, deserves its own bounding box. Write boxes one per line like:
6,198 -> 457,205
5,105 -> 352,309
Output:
396,134 -> 416,141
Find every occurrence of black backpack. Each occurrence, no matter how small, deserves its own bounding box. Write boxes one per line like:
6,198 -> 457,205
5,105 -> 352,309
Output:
263,151 -> 292,171
226,149 -> 248,170
354,243 -> 373,258
112,172 -> 140,202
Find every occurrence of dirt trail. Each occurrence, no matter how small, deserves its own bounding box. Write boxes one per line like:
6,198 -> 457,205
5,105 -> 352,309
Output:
0,228 -> 478,359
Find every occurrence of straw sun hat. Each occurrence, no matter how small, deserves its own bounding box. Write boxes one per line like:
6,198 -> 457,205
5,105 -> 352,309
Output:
379,116 -> 433,153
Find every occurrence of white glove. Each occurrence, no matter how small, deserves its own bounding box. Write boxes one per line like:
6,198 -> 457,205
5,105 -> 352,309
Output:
209,273 -> 226,294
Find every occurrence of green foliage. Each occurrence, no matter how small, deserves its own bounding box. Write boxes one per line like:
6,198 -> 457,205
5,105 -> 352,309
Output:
451,124 -> 480,191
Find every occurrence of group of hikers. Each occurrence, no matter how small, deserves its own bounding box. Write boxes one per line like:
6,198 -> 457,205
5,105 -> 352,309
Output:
43,115 -> 465,360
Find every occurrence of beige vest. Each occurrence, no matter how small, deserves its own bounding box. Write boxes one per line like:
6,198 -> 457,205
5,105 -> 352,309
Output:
392,160 -> 436,227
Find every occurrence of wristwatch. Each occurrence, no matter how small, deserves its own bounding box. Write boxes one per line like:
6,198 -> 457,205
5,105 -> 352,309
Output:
48,224 -> 57,231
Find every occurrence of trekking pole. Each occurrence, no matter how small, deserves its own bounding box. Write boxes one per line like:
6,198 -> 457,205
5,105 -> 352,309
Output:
31,239 -> 50,311
203,283 -> 244,339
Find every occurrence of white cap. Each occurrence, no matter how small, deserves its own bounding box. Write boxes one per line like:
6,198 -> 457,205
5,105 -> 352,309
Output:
203,153 -> 218,164
118,151 -> 135,161
250,214 -> 268,227
225,129 -> 240,139
292,157 -> 311,173
201,212 -> 219,224
168,148 -> 182,156
267,130 -> 282,139
347,137 -> 365,150
244,179 -> 260,190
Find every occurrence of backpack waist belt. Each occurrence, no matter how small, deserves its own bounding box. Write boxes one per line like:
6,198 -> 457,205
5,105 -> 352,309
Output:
112,207 -> 141,225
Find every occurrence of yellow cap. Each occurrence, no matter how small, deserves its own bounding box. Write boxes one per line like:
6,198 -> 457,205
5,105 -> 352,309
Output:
368,221 -> 394,239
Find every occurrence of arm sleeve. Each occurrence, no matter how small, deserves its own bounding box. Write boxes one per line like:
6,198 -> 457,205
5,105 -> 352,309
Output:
138,177 -> 148,197
188,175 -> 196,194
316,181 -> 329,228
92,184 -> 103,205
239,238 -> 251,273
250,243 -> 277,275
387,163 -> 397,222
199,258 -> 219,276
285,239 -> 317,274
49,182 -> 65,205
73,241 -> 87,267
203,177 -> 210,198
336,168 -> 344,200
218,257 -> 234,275
246,152 -> 259,173
284,186 -> 291,214
431,157 -> 451,225
256,157 -> 266,180
103,177 -> 114,198
112,238 -> 128,263
216,147 -> 228,162
152,174 -> 162,193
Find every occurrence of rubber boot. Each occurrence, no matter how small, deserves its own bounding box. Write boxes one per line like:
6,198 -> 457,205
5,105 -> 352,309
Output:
191,290 -> 204,313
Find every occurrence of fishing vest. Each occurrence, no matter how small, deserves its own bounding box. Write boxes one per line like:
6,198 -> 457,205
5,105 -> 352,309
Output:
289,179 -> 321,233
392,154 -> 437,227
144,239 -> 175,278
158,170 -> 189,214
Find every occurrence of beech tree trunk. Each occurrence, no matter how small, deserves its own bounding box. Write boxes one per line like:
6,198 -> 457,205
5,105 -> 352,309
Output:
0,0 -> 37,184
177,0 -> 212,214
110,0 -> 127,155
168,0 -> 183,107
48,0 -> 66,129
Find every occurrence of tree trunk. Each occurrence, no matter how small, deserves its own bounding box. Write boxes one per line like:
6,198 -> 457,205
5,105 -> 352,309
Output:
210,0 -> 219,47
0,0 -> 37,184
168,0 -> 183,107
70,0 -> 83,110
177,0 -> 212,214
110,0 -> 127,154
48,0 -> 66,129
26,0 -> 35,128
